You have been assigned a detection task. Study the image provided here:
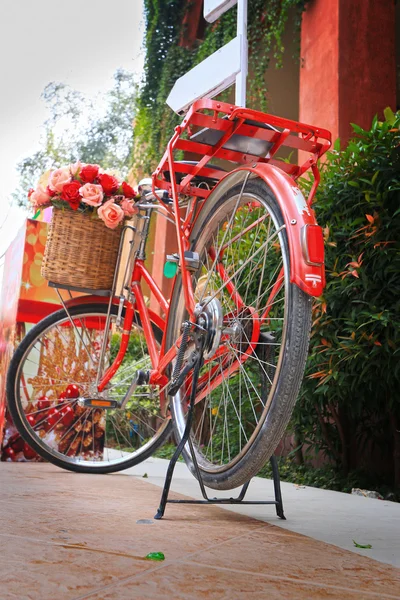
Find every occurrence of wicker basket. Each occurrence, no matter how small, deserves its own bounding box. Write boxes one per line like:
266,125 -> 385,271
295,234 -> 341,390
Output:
41,208 -> 122,290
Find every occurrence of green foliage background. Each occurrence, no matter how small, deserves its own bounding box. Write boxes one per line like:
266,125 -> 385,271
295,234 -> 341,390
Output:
15,1 -> 307,201
134,0 -> 308,173
294,109 -> 400,490
13,70 -> 137,206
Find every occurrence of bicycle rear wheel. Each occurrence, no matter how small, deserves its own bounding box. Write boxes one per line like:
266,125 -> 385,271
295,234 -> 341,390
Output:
167,178 -> 312,490
6,303 -> 171,473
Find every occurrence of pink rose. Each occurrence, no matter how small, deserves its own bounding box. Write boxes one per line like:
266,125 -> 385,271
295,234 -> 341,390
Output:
120,198 -> 137,217
70,161 -> 82,176
98,199 -> 124,229
79,183 -> 104,207
29,185 -> 51,207
49,167 -> 71,192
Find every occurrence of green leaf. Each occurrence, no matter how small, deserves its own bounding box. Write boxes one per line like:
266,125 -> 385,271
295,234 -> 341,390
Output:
145,552 -> 165,561
383,106 -> 396,125
351,123 -> 366,135
353,540 -> 372,549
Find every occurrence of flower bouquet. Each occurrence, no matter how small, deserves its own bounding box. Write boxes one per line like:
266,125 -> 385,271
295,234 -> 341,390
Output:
30,162 -> 139,291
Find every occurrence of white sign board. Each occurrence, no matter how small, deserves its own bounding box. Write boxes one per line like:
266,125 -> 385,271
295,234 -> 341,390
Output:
167,0 -> 247,113
166,36 -> 241,115
204,0 -> 237,22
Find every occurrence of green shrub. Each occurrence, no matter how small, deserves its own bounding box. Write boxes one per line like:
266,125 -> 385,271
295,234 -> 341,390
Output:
293,109 -> 400,489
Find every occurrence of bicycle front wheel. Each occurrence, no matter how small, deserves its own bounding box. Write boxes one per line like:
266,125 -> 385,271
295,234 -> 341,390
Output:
167,178 -> 312,490
6,303 -> 171,473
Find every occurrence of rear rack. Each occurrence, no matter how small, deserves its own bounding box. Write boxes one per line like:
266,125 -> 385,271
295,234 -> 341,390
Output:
153,98 -> 331,203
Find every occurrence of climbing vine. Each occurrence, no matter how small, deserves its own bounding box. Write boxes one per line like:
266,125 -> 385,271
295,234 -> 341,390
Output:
133,0 -> 308,174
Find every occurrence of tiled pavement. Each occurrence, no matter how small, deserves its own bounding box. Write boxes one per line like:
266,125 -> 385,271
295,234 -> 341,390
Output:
123,457 -> 400,568
1,462 -> 400,599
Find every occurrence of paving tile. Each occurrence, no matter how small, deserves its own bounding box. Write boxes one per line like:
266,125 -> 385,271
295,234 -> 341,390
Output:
0,464 -> 272,563
190,528 -> 400,598
0,538 -> 152,600
1,463 -> 400,600
76,561 -> 396,600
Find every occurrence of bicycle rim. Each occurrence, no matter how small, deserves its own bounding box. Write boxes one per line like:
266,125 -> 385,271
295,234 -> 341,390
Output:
8,304 -> 170,472
169,180 -> 303,481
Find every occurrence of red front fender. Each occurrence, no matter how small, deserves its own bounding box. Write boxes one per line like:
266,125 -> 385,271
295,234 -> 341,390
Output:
197,164 -> 325,297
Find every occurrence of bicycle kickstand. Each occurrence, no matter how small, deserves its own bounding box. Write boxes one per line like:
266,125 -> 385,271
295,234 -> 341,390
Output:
154,340 -> 205,520
153,337 -> 286,520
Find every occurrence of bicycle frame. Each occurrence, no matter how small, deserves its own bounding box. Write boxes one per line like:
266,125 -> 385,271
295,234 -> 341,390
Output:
66,98 -> 331,406
92,222 -> 265,407
92,211 -> 260,389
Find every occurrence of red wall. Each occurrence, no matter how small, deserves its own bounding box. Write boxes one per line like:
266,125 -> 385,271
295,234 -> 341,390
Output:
300,0 -> 397,146
338,0 -> 396,140
300,0 -> 340,140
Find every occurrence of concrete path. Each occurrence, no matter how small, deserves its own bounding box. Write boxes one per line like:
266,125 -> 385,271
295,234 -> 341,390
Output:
123,456 -> 400,568
1,462 -> 400,599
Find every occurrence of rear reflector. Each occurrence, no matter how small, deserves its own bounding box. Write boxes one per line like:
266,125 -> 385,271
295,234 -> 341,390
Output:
301,225 -> 324,266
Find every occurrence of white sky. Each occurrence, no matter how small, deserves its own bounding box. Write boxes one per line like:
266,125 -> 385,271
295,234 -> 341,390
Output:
0,0 -> 145,282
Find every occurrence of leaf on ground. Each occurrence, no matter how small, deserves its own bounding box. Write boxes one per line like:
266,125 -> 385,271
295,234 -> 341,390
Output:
145,552 -> 165,561
352,540 -> 372,549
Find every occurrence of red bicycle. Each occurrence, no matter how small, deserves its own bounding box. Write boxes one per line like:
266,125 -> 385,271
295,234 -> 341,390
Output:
6,99 -> 330,490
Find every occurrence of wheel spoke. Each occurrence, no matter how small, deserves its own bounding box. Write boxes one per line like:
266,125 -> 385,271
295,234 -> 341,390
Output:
172,186 -> 292,477
12,308 -> 170,470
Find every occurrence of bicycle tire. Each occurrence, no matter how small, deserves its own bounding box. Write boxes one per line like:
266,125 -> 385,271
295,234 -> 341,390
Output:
167,178 -> 312,490
6,303 -> 172,474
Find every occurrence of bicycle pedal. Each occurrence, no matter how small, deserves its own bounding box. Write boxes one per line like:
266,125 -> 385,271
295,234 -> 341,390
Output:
82,398 -> 119,409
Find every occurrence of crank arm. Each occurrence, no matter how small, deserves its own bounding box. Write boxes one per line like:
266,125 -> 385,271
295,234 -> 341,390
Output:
120,370 -> 149,409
